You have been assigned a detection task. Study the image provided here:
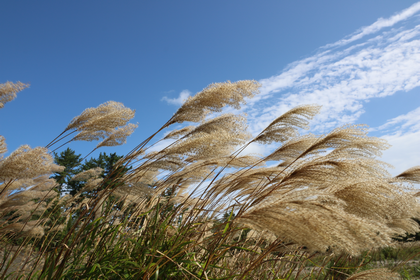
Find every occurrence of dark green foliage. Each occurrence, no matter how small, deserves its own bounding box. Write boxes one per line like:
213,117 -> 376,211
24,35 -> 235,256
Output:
81,152 -> 128,195
52,149 -> 128,197
395,218 -> 420,242
51,148 -> 83,195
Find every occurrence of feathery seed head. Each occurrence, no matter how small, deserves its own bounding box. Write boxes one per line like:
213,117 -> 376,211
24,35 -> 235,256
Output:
169,80 -> 261,125
266,134 -> 318,162
184,113 -> 250,140
164,126 -> 196,140
96,123 -> 138,148
123,169 -> 158,189
254,104 -> 321,144
0,136 -> 6,159
1,222 -> 45,237
82,178 -> 104,192
0,145 -> 64,181
299,124 -> 390,160
142,154 -> 186,172
0,81 -> 29,109
71,167 -> 104,181
0,178 -> 34,194
163,114 -> 251,160
395,166 -> 420,184
65,101 -> 135,141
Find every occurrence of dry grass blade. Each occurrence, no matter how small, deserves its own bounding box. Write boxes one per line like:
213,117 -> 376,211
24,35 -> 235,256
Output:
156,250 -> 201,279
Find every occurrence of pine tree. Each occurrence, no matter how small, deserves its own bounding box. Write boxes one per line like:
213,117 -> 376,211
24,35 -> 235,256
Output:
77,152 -> 127,196
51,147 -> 83,195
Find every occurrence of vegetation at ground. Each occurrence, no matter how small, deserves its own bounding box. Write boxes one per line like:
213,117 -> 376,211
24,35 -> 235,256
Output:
1,80 -> 420,279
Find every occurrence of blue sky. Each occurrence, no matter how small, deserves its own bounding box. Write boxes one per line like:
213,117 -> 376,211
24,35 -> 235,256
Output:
1,1 -> 419,175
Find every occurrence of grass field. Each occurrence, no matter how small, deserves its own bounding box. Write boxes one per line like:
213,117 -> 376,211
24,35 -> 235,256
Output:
1,80 -> 420,279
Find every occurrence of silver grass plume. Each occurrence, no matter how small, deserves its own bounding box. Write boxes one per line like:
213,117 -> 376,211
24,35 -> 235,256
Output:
66,101 -> 135,132
0,145 -> 64,182
395,166 -> 420,185
96,123 -> 138,148
116,169 -> 158,205
237,192 -> 397,256
297,124 -> 390,160
0,81 -> 29,109
66,168 -> 105,194
71,167 -> 104,182
253,104 -> 321,144
0,145 -> 63,237
162,114 -> 251,161
47,101 -> 137,148
214,122 -> 418,255
81,178 -> 104,193
168,80 -> 261,125
0,136 -> 6,159
265,134 -> 319,162
1,220 -> 45,238
164,126 -> 196,140
0,176 -> 59,237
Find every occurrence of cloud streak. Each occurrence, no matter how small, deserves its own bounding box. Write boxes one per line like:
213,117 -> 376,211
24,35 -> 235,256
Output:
162,90 -> 191,106
324,2 -> 420,49
246,12 -> 420,134
376,106 -> 420,133
373,106 -> 420,175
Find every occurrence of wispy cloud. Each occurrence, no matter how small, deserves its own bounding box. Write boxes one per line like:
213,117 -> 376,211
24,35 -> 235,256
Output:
246,9 -> 420,135
373,107 -> 420,175
324,2 -> 420,49
376,106 -> 420,133
381,129 -> 420,176
161,90 -> 191,106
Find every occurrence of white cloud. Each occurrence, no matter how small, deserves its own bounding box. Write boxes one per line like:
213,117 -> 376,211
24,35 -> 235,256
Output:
147,138 -> 175,153
380,129 -> 420,176
238,142 -> 272,157
373,106 -> 420,176
161,90 -> 191,106
247,21 -> 420,135
323,1 -> 420,49
376,106 -> 420,132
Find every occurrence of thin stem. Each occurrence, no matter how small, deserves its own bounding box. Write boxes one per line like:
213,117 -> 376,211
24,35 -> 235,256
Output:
0,179 -> 14,196
46,130 -> 78,149
51,139 -> 74,153
80,147 -> 98,162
